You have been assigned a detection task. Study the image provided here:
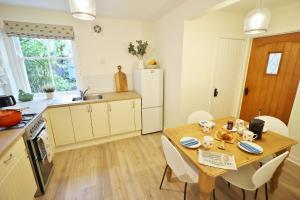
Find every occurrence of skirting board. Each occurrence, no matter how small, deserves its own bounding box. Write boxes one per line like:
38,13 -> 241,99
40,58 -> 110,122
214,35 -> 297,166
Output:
54,130 -> 141,153
287,155 -> 300,166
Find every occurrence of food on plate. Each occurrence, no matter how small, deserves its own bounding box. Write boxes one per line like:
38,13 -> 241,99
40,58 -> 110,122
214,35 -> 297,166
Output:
217,130 -> 233,141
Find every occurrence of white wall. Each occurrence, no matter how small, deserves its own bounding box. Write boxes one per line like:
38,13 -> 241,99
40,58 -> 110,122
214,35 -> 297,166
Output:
0,5 -> 153,94
180,11 -> 247,121
153,0 -> 229,128
289,82 -> 300,165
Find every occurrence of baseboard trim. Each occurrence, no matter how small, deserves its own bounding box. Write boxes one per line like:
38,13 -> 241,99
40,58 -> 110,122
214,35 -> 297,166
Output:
54,130 -> 141,153
287,155 -> 300,166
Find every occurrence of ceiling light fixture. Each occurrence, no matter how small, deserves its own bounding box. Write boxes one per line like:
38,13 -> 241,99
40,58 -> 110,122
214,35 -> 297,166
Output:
69,0 -> 96,21
244,0 -> 271,35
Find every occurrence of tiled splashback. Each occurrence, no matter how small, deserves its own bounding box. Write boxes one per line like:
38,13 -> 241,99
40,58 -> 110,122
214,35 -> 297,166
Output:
81,73 -> 133,93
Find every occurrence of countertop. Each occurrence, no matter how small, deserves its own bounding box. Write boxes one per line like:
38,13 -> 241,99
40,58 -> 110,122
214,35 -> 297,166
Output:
0,91 -> 141,157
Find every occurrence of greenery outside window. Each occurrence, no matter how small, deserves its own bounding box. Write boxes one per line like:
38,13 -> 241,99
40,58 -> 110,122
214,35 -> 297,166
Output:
15,37 -> 77,93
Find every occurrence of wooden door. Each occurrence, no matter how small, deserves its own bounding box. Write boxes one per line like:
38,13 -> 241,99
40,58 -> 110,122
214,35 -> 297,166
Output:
90,103 -> 110,138
70,104 -> 94,142
210,38 -> 246,118
49,107 -> 75,145
240,32 -> 300,124
108,100 -> 135,135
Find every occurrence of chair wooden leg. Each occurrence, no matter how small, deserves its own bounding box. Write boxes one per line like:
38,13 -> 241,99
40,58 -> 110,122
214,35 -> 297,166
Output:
184,182 -> 188,200
254,188 -> 259,200
265,183 -> 268,200
242,189 -> 246,200
159,165 -> 168,189
213,189 -> 216,200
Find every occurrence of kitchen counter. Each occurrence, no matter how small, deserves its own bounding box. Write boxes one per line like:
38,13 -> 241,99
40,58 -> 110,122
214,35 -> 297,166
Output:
0,91 -> 141,157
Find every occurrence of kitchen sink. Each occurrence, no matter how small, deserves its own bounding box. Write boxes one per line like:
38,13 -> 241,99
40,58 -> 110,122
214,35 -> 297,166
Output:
72,94 -> 103,102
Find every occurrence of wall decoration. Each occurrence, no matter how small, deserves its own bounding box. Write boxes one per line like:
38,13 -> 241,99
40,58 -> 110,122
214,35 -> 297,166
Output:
93,25 -> 102,34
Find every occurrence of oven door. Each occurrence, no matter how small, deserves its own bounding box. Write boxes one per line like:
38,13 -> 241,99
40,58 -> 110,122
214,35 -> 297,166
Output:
32,128 -> 53,194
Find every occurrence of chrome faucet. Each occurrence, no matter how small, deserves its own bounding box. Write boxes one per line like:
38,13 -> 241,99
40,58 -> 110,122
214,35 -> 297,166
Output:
80,87 -> 89,98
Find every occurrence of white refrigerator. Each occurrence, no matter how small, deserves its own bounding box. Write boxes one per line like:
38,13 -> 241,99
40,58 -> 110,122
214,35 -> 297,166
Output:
134,69 -> 163,134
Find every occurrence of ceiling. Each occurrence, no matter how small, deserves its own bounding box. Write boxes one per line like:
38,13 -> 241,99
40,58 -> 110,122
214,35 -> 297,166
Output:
223,0 -> 299,14
0,0 -> 186,20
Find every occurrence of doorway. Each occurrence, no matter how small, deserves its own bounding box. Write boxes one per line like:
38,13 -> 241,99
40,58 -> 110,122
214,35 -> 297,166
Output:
240,32 -> 300,124
210,38 -> 246,118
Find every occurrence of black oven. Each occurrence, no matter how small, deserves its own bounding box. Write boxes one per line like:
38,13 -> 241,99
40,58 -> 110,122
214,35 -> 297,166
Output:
24,115 -> 53,197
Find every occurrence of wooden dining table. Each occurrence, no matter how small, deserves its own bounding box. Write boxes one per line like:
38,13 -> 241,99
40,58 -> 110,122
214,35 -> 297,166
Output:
163,116 -> 297,200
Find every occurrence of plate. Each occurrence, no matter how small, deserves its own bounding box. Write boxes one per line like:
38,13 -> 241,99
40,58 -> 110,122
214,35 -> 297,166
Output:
180,137 -> 201,149
199,120 -> 215,128
246,124 -> 267,133
222,125 -> 237,132
237,141 -> 263,154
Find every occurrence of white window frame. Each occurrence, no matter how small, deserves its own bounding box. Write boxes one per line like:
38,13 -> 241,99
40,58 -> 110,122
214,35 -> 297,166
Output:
11,37 -> 78,95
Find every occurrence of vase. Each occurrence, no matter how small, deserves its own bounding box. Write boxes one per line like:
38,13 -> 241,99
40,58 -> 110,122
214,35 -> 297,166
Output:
46,92 -> 55,99
137,59 -> 144,69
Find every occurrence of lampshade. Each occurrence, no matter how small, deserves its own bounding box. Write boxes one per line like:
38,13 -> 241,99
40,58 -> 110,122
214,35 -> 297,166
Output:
244,0 -> 271,35
69,0 -> 96,21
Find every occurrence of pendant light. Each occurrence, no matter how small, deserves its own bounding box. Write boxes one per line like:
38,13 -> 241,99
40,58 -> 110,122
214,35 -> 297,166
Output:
244,0 -> 271,34
69,0 -> 96,21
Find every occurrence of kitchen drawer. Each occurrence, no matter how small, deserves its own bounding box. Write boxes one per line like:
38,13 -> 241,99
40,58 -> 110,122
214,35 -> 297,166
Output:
0,138 -> 26,181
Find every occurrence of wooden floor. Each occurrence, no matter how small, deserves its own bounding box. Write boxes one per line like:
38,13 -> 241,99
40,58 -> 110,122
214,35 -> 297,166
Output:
38,133 -> 300,200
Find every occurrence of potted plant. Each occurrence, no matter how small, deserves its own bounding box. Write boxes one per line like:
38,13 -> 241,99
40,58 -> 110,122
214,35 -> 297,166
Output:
128,40 -> 148,69
43,85 -> 55,99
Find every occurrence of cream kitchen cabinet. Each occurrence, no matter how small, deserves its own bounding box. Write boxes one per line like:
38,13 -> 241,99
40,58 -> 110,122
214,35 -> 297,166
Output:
47,97 -> 141,149
70,103 -> 110,141
48,107 -> 75,146
90,103 -> 110,138
134,99 -> 142,131
108,99 -> 141,135
0,138 -> 36,200
70,104 -> 94,142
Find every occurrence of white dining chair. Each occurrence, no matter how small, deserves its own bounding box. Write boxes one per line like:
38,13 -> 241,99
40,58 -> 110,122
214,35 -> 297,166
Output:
160,135 -> 215,200
255,115 -> 289,164
187,111 -> 214,124
222,151 -> 289,200
255,115 -> 289,136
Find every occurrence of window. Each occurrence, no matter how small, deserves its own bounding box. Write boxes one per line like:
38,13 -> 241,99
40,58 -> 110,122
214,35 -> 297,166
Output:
16,37 -> 77,93
266,52 -> 282,75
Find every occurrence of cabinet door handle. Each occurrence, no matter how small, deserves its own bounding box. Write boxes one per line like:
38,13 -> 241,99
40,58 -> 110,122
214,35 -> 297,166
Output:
87,105 -> 90,112
90,105 -> 92,112
132,101 -> 135,109
108,104 -> 111,112
3,153 -> 13,164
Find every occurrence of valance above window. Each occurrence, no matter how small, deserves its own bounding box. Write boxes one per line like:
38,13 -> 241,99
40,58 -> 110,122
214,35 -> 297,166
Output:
3,20 -> 75,40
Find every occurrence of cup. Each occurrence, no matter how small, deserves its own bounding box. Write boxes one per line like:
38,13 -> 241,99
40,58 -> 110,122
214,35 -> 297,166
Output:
235,119 -> 245,128
203,136 -> 214,149
227,121 -> 233,130
237,126 -> 246,135
242,130 -> 257,142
